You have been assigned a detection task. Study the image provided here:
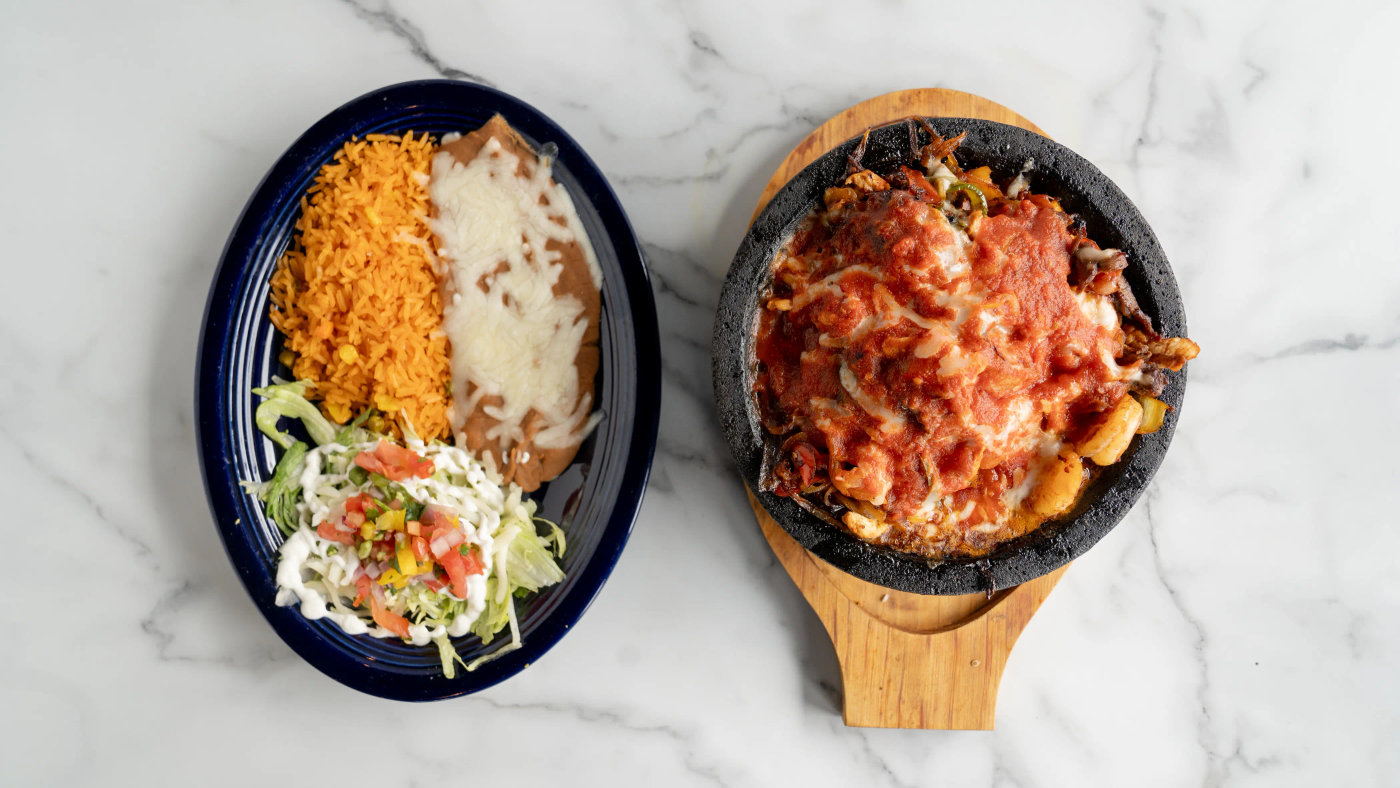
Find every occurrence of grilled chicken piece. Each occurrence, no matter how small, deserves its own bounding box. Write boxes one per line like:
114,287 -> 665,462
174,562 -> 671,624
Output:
1124,326 -> 1200,371
844,169 -> 890,194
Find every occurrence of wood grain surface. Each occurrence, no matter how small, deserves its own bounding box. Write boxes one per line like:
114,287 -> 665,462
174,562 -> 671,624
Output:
745,88 -> 1068,730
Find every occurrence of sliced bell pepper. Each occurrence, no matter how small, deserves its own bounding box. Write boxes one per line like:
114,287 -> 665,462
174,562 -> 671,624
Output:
377,568 -> 406,588
397,542 -> 420,576
945,181 -> 988,214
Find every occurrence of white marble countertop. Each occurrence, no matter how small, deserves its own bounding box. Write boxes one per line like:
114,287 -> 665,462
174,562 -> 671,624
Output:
5,1 -> 1398,785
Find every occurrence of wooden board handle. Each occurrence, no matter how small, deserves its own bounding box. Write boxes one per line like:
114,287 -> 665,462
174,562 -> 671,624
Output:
745,88 -> 1067,729
750,491 -> 1066,729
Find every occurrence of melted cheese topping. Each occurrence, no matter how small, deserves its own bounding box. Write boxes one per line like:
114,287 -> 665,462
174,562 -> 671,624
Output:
839,362 -> 906,434
756,190 -> 1136,559
429,138 -> 603,451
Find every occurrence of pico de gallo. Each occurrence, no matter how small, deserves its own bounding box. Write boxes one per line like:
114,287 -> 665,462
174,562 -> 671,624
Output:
246,381 -> 566,677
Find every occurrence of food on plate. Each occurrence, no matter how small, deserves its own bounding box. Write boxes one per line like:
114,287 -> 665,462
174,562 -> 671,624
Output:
250,119 -> 603,674
753,121 -> 1199,559
248,383 -> 565,677
431,116 -> 603,492
269,133 -> 452,441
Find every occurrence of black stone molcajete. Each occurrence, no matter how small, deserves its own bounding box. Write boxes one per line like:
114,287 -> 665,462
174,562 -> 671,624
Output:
713,117 -> 1189,596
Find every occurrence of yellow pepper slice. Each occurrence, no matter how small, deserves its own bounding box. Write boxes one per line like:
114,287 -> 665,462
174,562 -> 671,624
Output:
376,509 -> 405,532
397,543 -> 420,576
377,568 -> 405,587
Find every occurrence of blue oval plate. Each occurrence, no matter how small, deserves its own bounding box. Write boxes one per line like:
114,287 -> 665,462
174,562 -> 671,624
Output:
196,80 -> 660,701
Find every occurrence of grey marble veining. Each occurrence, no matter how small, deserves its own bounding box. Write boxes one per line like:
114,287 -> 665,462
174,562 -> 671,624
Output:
3,1 -> 1398,785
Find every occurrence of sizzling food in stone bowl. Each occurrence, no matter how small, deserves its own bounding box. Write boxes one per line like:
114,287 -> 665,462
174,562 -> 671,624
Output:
753,123 -> 1199,560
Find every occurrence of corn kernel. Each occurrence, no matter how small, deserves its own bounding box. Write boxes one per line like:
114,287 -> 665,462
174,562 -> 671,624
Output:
337,344 -> 359,364
326,401 -> 351,423
374,393 -> 402,412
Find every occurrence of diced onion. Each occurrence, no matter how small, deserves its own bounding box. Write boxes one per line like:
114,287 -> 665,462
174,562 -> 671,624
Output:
1136,396 -> 1168,434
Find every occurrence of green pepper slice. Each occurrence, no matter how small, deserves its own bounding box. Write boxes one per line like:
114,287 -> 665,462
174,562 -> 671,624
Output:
945,181 -> 988,214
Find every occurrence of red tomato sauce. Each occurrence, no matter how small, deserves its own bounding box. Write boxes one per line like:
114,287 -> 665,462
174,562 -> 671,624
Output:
755,189 -> 1132,555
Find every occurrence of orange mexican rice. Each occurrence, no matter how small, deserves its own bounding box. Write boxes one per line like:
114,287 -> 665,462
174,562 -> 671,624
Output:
269,132 -> 452,441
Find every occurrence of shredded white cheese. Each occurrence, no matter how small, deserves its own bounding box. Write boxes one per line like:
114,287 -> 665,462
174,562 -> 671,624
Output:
429,138 -> 603,452
839,361 -> 906,434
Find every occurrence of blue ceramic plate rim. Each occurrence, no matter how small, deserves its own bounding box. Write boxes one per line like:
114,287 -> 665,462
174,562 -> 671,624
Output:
195,80 -> 660,701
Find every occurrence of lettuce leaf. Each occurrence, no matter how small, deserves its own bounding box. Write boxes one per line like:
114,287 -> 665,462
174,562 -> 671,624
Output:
261,440 -> 307,536
252,380 -> 337,449
505,521 -> 566,594
333,407 -> 373,446
470,578 -> 512,644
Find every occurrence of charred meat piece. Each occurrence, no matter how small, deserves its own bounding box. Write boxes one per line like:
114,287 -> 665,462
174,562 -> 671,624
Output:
1123,326 -> 1200,371
1113,276 -> 1157,338
1072,244 -> 1128,294
1128,363 -> 1170,398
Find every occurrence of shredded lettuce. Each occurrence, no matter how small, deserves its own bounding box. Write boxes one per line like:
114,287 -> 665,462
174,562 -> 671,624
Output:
538,517 -> 566,558
258,422 -> 571,677
470,577 -> 512,644
433,633 -> 467,678
261,441 -> 307,536
467,592 -> 523,672
252,380 -> 337,449
333,407 -> 373,446
506,522 -> 567,594
458,520 -> 566,669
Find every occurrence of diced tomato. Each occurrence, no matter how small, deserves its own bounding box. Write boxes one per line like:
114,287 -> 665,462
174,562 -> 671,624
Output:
368,586 -> 411,638
376,441 -> 435,479
317,520 -> 355,545
355,441 -> 435,482
344,510 -> 366,529
420,506 -> 448,537
354,451 -> 389,477
460,545 -> 486,576
421,573 -> 446,593
792,443 -> 820,487
411,536 -> 429,562
345,493 -> 371,515
353,575 -> 372,607
438,549 -> 476,599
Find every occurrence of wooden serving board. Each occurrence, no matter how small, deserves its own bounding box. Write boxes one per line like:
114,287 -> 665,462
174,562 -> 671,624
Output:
747,88 -> 1069,730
